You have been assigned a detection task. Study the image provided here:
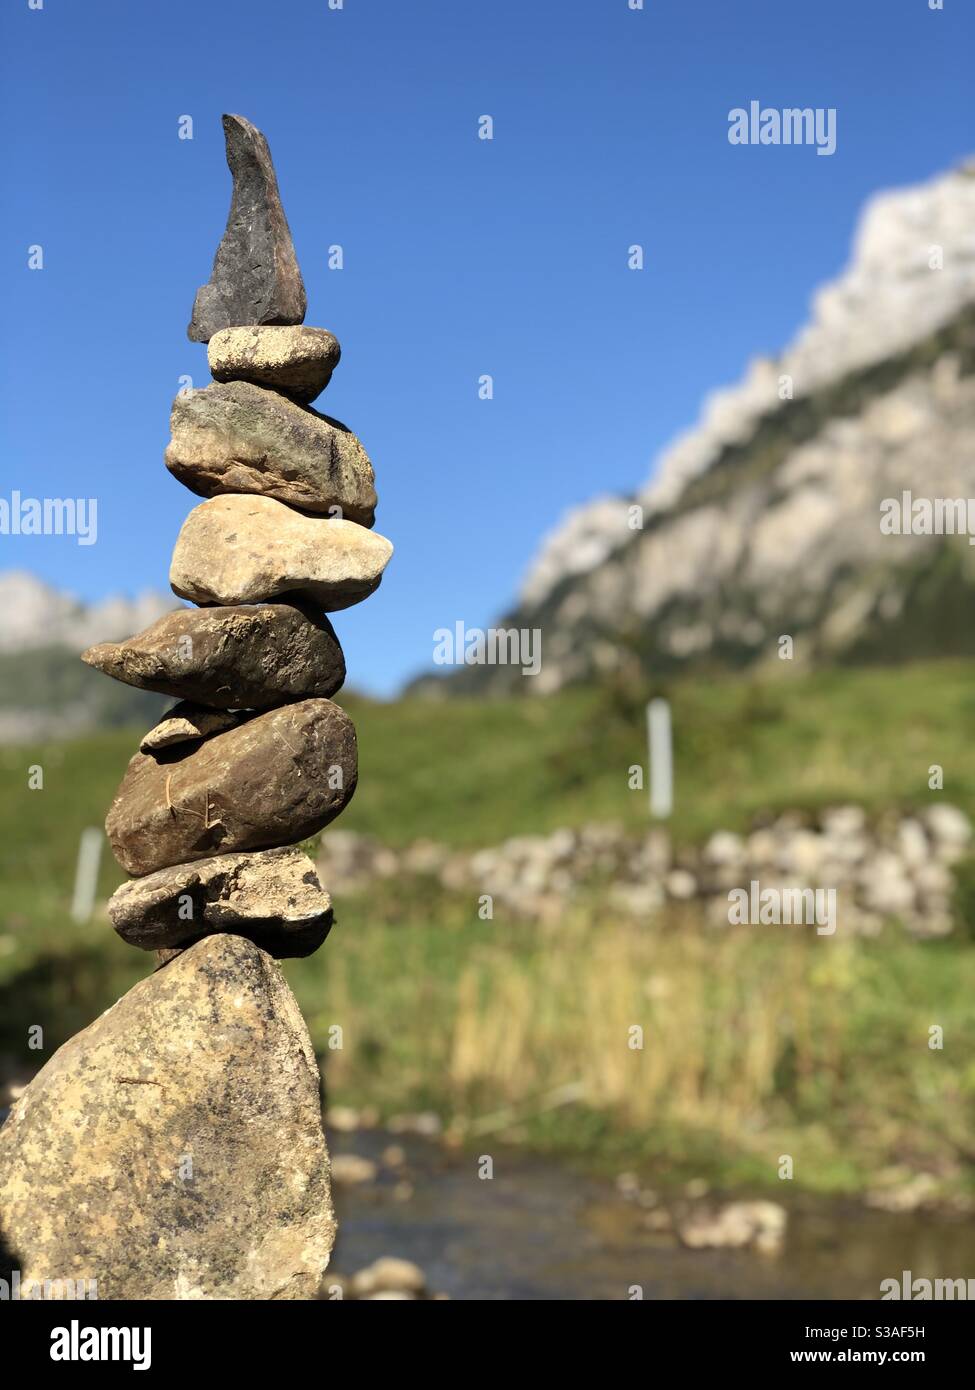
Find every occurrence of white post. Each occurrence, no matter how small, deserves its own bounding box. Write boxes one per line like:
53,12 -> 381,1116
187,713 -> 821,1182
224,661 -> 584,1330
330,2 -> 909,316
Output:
646,698 -> 673,819
70,827 -> 104,924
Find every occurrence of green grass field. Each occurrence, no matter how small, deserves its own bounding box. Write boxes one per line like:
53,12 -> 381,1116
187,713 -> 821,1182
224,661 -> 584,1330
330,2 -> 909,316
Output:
3,657 -> 974,887
1,658 -> 974,1197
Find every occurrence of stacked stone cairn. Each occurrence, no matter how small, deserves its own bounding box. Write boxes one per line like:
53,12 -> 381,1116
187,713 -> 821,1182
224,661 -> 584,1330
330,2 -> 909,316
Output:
93,112 -> 391,960
0,115 -> 388,1300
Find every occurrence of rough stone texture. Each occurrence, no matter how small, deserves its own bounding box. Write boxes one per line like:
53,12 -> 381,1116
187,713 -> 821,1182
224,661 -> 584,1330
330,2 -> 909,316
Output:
106,698 -> 357,876
208,325 -> 340,404
0,935 -> 335,1300
165,380 -> 377,524
188,114 -> 306,344
82,602 -> 346,710
140,702 -> 241,752
109,847 -> 333,957
170,496 -> 393,611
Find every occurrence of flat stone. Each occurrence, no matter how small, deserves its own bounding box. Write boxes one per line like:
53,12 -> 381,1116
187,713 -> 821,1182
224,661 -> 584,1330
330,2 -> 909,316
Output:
165,380 -> 376,524
169,495 -> 393,611
106,698 -> 357,876
188,114 -> 306,343
108,847 -> 333,957
0,934 -> 335,1300
140,702 -> 242,752
81,602 -> 346,710
208,326 -> 340,404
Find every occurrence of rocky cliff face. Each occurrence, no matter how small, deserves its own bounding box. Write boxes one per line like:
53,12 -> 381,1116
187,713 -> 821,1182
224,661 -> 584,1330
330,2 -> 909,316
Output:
426,162 -> 975,696
0,571 -> 174,655
0,573 -> 174,742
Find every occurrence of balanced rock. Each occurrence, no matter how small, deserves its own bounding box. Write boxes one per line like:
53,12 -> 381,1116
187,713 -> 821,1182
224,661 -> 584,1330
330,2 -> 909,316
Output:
188,114 -> 306,344
170,495 -> 393,610
140,702 -> 241,753
82,602 -> 346,710
0,934 -> 335,1299
208,325 -> 340,404
106,698 -> 357,876
109,847 -> 332,957
165,380 -> 376,524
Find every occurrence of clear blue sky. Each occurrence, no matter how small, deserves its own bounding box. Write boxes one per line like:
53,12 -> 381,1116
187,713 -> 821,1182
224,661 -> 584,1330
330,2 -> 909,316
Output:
1,0 -> 971,695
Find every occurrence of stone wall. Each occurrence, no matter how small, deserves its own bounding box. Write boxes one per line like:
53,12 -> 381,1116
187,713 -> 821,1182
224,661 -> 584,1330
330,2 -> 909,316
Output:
318,804 -> 972,938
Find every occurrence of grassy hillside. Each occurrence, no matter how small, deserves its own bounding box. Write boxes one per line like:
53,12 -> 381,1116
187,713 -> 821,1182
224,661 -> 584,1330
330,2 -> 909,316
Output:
2,654 -> 974,948
3,656 -> 971,891
1,659 -> 974,1196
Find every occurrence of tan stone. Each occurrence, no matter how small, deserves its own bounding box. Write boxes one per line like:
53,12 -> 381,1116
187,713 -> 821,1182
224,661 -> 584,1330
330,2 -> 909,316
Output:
208,325 -> 340,403
140,702 -> 241,752
169,495 -> 393,610
0,934 -> 335,1300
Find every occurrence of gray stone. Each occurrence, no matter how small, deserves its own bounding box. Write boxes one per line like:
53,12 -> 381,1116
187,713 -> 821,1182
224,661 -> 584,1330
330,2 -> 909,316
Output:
106,698 -> 357,876
188,114 -> 306,344
678,1201 -> 787,1254
165,380 -> 376,524
81,602 -> 346,710
169,495 -> 393,611
108,847 -> 333,958
140,702 -> 241,752
351,1257 -> 427,1297
923,803 -> 972,860
330,1154 -> 379,1186
0,934 -> 335,1300
208,325 -> 340,404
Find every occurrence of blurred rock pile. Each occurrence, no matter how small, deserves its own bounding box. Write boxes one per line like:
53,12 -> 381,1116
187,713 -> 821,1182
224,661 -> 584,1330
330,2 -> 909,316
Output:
319,803 -> 972,937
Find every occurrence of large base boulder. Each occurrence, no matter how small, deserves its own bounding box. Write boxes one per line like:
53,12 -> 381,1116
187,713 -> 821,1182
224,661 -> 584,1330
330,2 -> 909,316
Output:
0,934 -> 335,1300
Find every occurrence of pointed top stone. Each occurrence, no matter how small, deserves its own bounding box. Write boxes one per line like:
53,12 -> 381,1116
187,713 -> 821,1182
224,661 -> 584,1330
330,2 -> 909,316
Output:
187,114 -> 307,343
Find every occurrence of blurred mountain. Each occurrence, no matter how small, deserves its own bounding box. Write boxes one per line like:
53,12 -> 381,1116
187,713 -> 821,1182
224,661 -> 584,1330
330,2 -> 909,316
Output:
0,572 -> 174,741
0,572 -> 174,654
414,161 -> 975,696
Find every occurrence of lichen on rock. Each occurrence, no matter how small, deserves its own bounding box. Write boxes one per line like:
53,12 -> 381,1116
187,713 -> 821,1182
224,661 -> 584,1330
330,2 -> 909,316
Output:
0,935 -> 335,1300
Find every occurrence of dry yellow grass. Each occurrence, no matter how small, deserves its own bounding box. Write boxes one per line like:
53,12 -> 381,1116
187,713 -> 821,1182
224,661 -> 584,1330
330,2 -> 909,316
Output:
288,895 -> 974,1190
